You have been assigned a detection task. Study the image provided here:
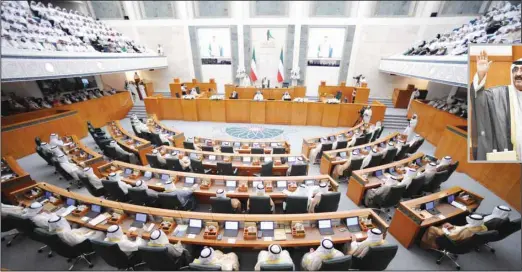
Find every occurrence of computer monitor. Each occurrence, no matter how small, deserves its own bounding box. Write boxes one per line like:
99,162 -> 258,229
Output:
288,157 -> 296,163
425,201 -> 435,210
209,155 -> 216,161
339,152 -> 347,157
124,168 -> 132,175
226,180 -> 237,188
161,174 -> 170,181
375,170 -> 383,177
277,180 -> 287,188
416,158 -> 422,165
365,146 -> 371,151
243,157 -> 251,163
346,216 -> 359,226
185,177 -> 195,184
144,171 -> 152,178
253,180 -> 262,189
225,221 -> 239,230
380,142 -> 386,148
135,213 -> 147,222
305,180 -> 315,186
66,198 -> 76,207
189,219 -> 202,228
45,191 -> 52,198
260,221 -> 274,230
447,195 -> 455,203
318,220 -> 331,229
91,204 -> 101,213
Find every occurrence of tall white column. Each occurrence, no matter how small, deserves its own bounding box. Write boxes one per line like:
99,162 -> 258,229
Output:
178,1 -> 196,79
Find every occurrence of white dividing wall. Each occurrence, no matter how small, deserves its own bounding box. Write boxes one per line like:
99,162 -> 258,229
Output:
1,81 -> 44,98
97,1 -> 494,97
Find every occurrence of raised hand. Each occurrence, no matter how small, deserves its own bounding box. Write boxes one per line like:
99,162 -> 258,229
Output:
477,50 -> 493,83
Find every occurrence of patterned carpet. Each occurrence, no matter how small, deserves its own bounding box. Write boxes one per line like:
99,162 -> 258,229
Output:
225,125 -> 284,139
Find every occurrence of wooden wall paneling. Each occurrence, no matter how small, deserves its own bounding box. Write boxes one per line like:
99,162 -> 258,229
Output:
144,97 -> 161,119
144,82 -> 155,96
294,86 -> 306,98
181,99 -> 199,121
506,177 -> 521,212
429,111 -> 467,145
306,103 -> 324,126
469,55 -> 514,88
196,99 -> 212,121
236,87 -> 257,99
321,104 -> 341,127
1,111 -> 86,158
291,102 -> 308,125
354,87 -> 370,104
338,104 -> 361,127
226,100 -> 251,123
370,101 -> 386,124
159,99 -> 183,120
210,100 -> 227,122
250,102 -> 266,124
224,84 -> 236,98
266,101 -> 291,125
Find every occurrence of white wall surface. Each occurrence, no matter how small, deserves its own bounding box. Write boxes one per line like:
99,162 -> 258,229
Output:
305,66 -> 341,96
201,65 -> 233,93
96,1 -> 492,98
1,81 -> 43,98
251,27 -> 287,86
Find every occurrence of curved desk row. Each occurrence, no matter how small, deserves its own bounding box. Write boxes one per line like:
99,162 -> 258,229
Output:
301,122 -> 367,159
144,98 -> 386,128
193,137 -> 290,155
389,186 -> 483,248
60,135 -> 105,175
153,146 -> 309,176
106,120 -> 153,165
319,132 -> 401,175
97,160 -> 338,203
1,156 -> 34,204
347,153 -> 429,205
12,182 -> 388,248
146,114 -> 185,148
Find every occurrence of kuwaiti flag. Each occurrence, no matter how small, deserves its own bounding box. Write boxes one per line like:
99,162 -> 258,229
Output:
250,47 -> 258,82
277,48 -> 284,83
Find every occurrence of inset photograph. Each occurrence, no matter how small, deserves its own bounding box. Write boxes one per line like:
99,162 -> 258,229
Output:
469,44 -> 522,162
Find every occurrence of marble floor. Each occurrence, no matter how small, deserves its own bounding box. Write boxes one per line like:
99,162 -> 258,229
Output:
2,118 -> 520,271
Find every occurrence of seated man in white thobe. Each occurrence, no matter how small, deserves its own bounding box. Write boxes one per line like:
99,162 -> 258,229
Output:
254,244 -> 294,270
108,172 -> 132,195
104,224 -> 146,255
80,167 -> 103,190
301,238 -> 344,271
48,215 -> 104,246
192,246 -> 240,271
346,228 -> 387,257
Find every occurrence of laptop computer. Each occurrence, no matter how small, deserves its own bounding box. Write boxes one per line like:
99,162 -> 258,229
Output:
242,157 -> 251,163
234,142 -> 241,148
122,168 -> 133,177
223,221 -> 239,237
346,217 -> 362,233
65,198 -> 76,207
276,180 -> 287,192
388,168 -> 399,176
187,219 -> 202,235
375,170 -> 386,181
184,177 -> 195,187
160,174 -> 170,182
318,219 -> 334,235
86,204 -> 101,218
131,213 -> 147,228
143,171 -> 153,181
415,158 -> 422,165
260,221 -> 274,237
339,152 -> 347,158
447,194 -> 455,203
425,201 -> 440,215
365,146 -> 372,151
253,180 -> 262,189
288,157 -> 296,165
226,180 -> 237,192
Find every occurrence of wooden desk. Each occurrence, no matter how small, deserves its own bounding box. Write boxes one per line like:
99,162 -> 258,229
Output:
106,121 -> 153,165
392,88 -> 414,109
435,125 -> 521,212
146,115 -> 185,147
144,98 -> 386,128
194,137 -> 290,154
407,100 -> 467,146
1,156 -> 34,204
301,122 -> 367,159
97,160 -> 338,204
347,153 -> 427,205
320,132 -> 401,175
389,186 -> 483,248
169,78 -> 217,98
60,135 -> 105,176
13,182 -> 388,248
155,146 -> 309,176
317,81 -> 370,104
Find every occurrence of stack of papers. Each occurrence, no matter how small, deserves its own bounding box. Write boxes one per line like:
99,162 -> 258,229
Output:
88,214 -> 109,226
274,229 -> 287,241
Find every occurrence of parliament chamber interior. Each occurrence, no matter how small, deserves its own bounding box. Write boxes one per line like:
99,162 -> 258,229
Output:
1,0 -> 521,271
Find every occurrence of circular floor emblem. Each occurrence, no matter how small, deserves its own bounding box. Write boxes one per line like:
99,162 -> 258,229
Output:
225,126 -> 284,139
